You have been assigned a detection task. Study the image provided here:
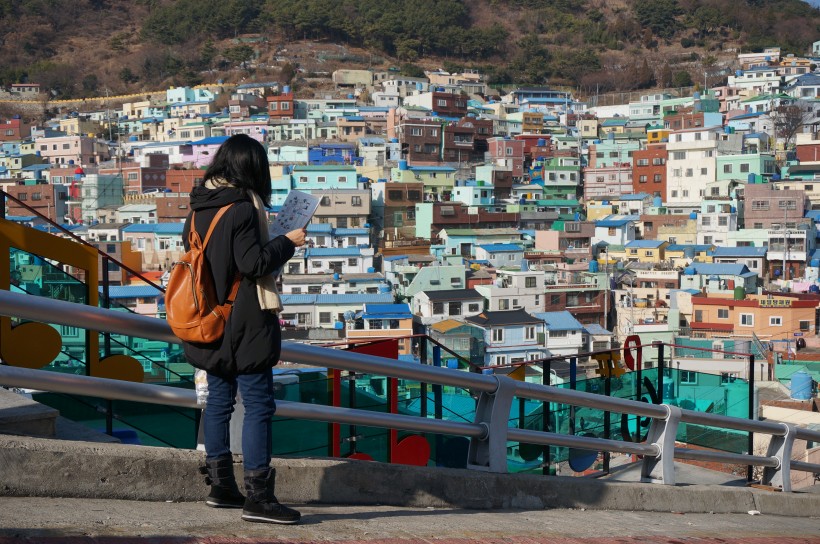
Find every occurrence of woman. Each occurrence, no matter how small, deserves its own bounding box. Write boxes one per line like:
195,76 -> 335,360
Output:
182,134 -> 305,525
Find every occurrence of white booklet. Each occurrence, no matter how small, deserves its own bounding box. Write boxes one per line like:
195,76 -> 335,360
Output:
268,190 -> 320,237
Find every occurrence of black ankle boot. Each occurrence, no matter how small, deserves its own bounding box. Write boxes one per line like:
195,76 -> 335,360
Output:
242,467 -> 301,524
200,455 -> 245,508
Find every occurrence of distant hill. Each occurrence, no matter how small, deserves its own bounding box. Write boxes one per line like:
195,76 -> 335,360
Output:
0,0 -> 819,102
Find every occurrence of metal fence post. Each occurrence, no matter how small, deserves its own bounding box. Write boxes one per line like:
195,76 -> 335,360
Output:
641,404 -> 682,485
747,354 -> 755,483
761,422 -> 796,492
542,359 -> 551,475
467,374 -> 515,473
420,336 -> 428,418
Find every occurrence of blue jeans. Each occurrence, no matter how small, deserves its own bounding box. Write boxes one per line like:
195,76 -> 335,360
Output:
203,371 -> 275,471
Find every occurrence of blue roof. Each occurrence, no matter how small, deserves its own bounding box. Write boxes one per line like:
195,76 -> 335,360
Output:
625,239 -> 665,249
280,293 -> 393,305
358,303 -> 412,320
306,223 -> 333,233
712,246 -> 767,258
595,215 -> 639,228
100,285 -> 163,299
685,263 -> 750,276
407,166 -> 457,173
305,247 -> 368,257
666,244 -> 712,252
6,215 -> 35,222
122,223 -> 184,234
806,210 -> 820,221
729,111 -> 763,120
191,136 -> 229,146
334,228 -> 369,236
619,193 -> 650,201
532,310 -> 584,331
477,243 -> 523,252
21,164 -> 51,172
318,143 -> 355,149
383,255 -> 409,262
583,323 -> 612,336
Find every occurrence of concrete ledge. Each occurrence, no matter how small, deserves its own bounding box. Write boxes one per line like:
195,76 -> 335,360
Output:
1,433 -> 818,517
0,388 -> 57,437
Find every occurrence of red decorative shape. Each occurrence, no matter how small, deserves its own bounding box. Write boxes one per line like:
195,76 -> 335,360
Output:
623,334 -> 642,371
391,435 -> 430,466
346,452 -> 374,461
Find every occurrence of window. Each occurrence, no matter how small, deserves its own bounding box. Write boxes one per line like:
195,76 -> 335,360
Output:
432,302 -> 444,314
106,244 -> 116,253
680,370 -> 697,384
551,295 -> 561,306
740,313 -> 754,326
59,325 -> 79,337
468,303 -> 480,313
347,258 -> 357,267
492,328 -> 504,342
769,316 -> 782,326
17,193 -> 26,201
411,128 -> 422,136
654,174 -> 662,182
751,200 -> 769,211
694,310 -> 703,322
499,299 -> 510,310
701,217 -> 711,226
525,326 -> 536,340
31,192 -> 41,201
723,164 -> 732,173
800,320 -> 811,331
317,176 -> 326,183
672,151 -> 686,160
639,175 -> 648,183
703,236 -> 712,244
740,163 -> 750,173
450,277 -> 461,287
525,276 -> 537,288
320,196 -> 330,206
351,196 -> 362,207
718,309 -> 729,319
448,302 -> 462,316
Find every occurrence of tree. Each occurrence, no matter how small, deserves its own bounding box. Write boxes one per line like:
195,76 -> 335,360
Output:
119,67 -> 138,84
223,45 -> 255,69
771,99 -> 815,151
633,0 -> 681,39
672,70 -> 692,88
279,62 -> 297,85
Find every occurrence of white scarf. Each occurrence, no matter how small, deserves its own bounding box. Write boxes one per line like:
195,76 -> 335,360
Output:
204,178 -> 282,313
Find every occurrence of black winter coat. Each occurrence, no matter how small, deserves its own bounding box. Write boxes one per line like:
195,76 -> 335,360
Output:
180,185 -> 295,377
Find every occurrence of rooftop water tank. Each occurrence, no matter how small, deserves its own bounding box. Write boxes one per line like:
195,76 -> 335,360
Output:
733,286 -> 746,300
588,260 -> 599,273
537,138 -> 546,146
790,371 -> 813,400
398,160 -> 408,170
283,85 -> 290,94
367,267 -> 375,273
689,212 -> 698,219
378,284 -> 391,294
693,92 -> 700,100
334,321 -> 344,330
811,259 -> 820,268
333,273 -> 340,280
653,196 -> 662,206
684,267 -> 697,275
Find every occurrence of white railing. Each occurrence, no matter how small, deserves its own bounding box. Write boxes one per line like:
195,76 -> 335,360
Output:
0,289 -> 818,491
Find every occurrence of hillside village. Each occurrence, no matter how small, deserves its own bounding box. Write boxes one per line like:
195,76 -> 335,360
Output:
4,40 -> 820,415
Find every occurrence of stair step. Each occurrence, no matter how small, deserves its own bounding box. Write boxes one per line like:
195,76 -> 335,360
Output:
0,387 -> 59,438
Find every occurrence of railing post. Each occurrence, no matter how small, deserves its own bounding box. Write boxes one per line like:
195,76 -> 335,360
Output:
641,404 -> 682,485
102,256 -> 113,436
654,341 -> 665,405
432,344 -> 443,459
761,422 -> 796,492
542,359 -> 551,475
747,354 -> 755,483
467,374 -> 516,473
419,336 -> 428,419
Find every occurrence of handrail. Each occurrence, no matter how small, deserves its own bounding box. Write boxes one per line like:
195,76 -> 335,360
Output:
0,190 -> 166,293
0,289 -> 819,491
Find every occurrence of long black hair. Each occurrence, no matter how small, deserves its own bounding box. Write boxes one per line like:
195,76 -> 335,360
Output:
202,134 -> 272,206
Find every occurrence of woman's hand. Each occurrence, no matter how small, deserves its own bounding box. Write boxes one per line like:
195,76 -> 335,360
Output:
285,228 -> 307,247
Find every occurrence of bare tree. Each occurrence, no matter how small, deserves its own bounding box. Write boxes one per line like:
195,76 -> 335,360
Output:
770,98 -> 816,152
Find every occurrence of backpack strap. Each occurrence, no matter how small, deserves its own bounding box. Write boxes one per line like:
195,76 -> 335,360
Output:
200,204 -> 241,307
202,203 -> 234,249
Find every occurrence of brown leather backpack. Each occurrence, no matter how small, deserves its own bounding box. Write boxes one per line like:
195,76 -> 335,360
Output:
166,204 -> 241,344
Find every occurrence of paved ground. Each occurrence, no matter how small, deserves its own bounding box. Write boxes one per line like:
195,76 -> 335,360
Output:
0,497 -> 818,544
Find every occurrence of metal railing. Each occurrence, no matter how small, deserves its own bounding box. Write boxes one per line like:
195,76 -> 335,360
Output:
0,289 -> 818,491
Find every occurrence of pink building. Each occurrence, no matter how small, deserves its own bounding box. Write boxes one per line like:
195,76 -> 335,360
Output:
182,136 -> 230,168
34,135 -> 110,167
487,137 -> 524,177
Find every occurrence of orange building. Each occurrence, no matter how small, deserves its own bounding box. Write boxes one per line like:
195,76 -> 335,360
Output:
691,293 -> 817,342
